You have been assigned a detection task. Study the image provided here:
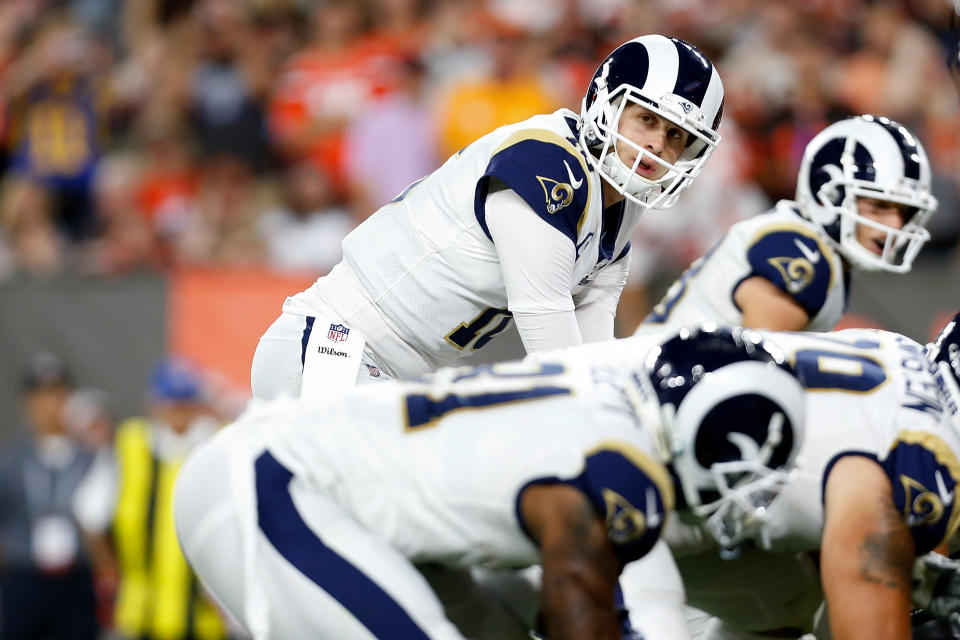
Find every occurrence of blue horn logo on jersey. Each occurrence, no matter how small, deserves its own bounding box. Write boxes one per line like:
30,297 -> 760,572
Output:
536,175 -> 575,214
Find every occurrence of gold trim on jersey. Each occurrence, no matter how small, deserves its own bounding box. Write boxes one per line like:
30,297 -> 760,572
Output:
586,440 -> 675,513
490,129 -> 591,236
746,222 -> 838,291
890,430 -> 960,545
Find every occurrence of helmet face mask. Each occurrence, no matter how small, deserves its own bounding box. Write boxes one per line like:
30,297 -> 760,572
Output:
578,35 -> 724,210
926,311 -> 960,426
796,115 -> 938,273
628,326 -> 805,554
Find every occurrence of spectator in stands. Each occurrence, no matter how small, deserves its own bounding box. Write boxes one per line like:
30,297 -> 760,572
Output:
258,161 -> 352,274
343,55 -> 439,219
267,0 -> 406,193
2,17 -> 111,241
186,0 -> 271,172
83,152 -> 160,275
173,153 -> 266,265
0,175 -> 66,277
63,387 -> 120,630
0,351 -> 99,640
433,11 -> 562,159
111,356 -> 229,640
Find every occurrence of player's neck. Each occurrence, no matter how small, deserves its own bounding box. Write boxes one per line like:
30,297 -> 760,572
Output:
601,180 -> 625,208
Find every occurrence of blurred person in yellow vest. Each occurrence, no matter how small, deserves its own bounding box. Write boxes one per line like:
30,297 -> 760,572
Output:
112,356 -> 228,640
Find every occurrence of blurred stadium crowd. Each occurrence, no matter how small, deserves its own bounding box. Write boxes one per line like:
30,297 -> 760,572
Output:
1,0 -> 959,288
4,0 -> 960,638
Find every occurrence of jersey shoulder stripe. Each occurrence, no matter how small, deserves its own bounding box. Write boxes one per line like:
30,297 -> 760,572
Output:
476,128 -> 592,244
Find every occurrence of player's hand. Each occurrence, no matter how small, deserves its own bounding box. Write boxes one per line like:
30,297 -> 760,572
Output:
913,552 -> 960,619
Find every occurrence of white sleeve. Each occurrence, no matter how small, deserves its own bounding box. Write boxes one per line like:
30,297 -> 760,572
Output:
620,540 -> 692,640
574,250 -> 630,343
484,188 -> 582,354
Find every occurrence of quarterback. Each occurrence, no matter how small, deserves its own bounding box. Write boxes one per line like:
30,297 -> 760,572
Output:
249,34 -> 725,400
175,328 -> 803,639
638,115 -> 937,334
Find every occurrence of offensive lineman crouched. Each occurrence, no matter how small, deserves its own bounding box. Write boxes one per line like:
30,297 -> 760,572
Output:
174,329 -> 803,640
600,325 -> 960,640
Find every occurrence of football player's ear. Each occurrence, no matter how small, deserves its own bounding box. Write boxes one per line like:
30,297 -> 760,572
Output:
821,456 -> 914,640
520,483 -> 621,639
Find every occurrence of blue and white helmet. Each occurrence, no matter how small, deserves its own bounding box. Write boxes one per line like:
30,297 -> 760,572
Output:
628,325 -> 805,552
795,115 -> 938,273
926,311 -> 960,424
579,35 -> 724,210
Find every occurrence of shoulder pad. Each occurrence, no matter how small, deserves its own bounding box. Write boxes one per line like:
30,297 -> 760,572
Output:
477,129 -> 592,243
745,224 -> 837,315
882,430 -> 960,554
569,441 -> 674,564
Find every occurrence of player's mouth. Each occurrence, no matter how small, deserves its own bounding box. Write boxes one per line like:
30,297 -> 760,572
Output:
868,237 -> 885,255
636,158 -> 658,178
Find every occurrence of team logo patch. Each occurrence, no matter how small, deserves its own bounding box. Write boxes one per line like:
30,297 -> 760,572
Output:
602,488 -> 648,544
767,256 -> 815,294
328,323 -> 350,342
536,175 -> 575,214
900,474 -> 948,527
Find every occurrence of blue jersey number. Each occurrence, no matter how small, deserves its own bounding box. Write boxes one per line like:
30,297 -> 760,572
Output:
446,307 -> 514,351
792,337 -> 886,393
404,362 -> 569,431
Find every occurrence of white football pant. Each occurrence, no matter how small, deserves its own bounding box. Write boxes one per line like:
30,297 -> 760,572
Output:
173,425 -> 466,640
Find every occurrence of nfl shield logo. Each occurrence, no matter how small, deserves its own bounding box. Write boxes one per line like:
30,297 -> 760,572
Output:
327,323 -> 349,342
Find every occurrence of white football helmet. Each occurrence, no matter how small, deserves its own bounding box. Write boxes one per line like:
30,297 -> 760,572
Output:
925,310 -> 960,428
578,34 -> 724,210
795,115 -> 938,273
627,325 -> 806,553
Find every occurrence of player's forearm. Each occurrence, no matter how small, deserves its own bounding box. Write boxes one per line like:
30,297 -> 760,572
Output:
822,465 -> 915,639
540,560 -> 620,640
824,572 -> 911,639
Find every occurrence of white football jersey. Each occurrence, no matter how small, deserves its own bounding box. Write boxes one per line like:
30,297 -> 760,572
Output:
638,201 -> 848,334
250,356 -> 672,570
667,328 -> 960,632
284,109 -> 641,378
